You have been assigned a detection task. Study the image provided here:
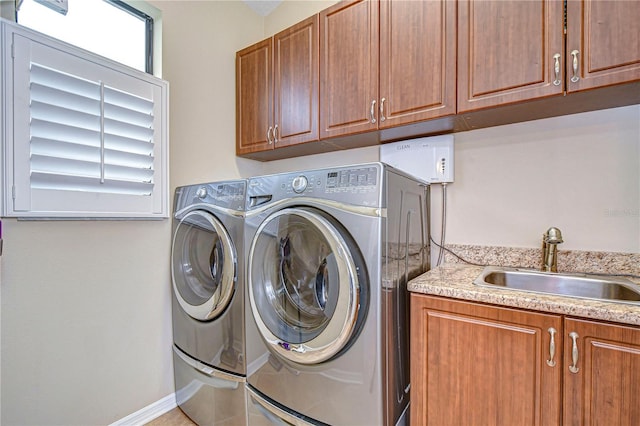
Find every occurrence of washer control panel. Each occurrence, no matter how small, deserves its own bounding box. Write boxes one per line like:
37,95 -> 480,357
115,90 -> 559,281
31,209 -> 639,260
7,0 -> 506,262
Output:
325,167 -> 377,190
196,187 -> 208,199
247,164 -> 382,209
291,175 -> 308,193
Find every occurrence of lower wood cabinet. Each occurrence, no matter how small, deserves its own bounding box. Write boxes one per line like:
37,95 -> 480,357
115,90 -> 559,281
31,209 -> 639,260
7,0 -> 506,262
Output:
410,293 -> 640,426
563,317 -> 640,426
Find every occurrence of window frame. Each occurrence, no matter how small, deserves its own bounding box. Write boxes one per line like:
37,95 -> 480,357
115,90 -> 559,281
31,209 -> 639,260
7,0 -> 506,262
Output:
105,0 -> 153,74
16,0 -> 154,75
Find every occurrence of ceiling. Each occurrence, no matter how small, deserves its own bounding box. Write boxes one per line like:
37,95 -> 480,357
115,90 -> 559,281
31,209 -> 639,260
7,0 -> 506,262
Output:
242,0 -> 282,16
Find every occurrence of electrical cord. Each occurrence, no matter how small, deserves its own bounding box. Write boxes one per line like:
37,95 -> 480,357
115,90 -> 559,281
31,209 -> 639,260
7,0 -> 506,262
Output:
436,183 -> 447,266
430,237 -> 487,267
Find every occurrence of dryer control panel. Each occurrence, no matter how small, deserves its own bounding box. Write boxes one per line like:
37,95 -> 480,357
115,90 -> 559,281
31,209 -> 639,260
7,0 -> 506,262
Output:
175,180 -> 246,212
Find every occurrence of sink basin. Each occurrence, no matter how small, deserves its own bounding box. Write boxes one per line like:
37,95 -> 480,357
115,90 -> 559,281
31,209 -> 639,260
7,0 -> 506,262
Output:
473,266 -> 640,304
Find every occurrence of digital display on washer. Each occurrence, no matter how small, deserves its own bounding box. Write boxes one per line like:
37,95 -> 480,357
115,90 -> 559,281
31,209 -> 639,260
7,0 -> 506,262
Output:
326,168 -> 377,189
215,183 -> 245,200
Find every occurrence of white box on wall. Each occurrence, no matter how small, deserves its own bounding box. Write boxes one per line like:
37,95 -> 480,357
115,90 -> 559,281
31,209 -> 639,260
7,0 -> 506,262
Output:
380,134 -> 454,183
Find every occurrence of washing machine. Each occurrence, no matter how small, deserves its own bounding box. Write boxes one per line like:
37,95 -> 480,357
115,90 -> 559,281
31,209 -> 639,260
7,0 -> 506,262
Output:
171,180 -> 247,425
244,163 -> 430,426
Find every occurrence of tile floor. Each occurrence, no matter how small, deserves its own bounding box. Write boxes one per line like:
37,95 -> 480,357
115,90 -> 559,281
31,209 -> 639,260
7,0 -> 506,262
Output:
146,408 -> 195,426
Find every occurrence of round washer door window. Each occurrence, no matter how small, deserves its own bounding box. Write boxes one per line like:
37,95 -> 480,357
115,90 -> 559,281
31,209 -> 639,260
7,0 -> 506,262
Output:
172,210 -> 236,321
248,207 -> 366,364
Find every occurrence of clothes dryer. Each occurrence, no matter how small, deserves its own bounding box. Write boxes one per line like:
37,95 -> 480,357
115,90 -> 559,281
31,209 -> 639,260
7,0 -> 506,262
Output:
171,180 -> 247,425
244,163 -> 430,426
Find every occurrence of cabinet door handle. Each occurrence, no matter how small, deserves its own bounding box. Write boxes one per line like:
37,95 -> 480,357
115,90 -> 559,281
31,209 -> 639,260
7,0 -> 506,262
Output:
553,53 -> 562,86
569,331 -> 580,373
546,327 -> 557,367
266,126 -> 274,144
379,98 -> 386,122
370,99 -> 377,124
273,124 -> 279,144
570,50 -> 580,83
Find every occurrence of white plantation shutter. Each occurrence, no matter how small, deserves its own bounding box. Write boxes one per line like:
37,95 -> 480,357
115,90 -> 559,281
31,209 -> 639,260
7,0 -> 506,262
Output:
29,64 -> 156,195
3,22 -> 168,218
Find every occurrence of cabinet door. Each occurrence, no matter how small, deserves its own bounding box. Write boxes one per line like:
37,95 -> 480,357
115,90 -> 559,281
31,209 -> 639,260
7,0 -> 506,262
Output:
273,15 -> 319,148
566,0 -> 640,92
236,38 -> 272,155
379,0 -> 456,127
457,0 -> 564,113
563,318 -> 640,426
410,294 -> 562,426
320,0 -> 378,139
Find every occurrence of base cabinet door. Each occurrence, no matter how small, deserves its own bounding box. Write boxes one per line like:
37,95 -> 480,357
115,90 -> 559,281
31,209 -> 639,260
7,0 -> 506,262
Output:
563,318 -> 640,426
410,294 -> 562,426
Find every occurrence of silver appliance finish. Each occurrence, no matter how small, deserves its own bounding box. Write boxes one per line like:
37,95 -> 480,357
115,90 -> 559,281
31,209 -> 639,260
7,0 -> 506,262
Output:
244,163 -> 430,426
171,180 -> 247,425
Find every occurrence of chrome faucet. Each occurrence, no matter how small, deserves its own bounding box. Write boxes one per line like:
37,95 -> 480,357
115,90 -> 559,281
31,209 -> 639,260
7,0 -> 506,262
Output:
541,227 -> 563,272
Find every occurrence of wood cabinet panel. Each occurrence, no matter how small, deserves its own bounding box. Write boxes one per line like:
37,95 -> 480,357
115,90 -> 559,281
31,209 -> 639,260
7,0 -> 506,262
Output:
410,294 -> 562,426
378,0 -> 456,127
457,0 -> 564,112
563,318 -> 640,426
236,39 -> 272,154
273,15 -> 318,148
320,0 -> 378,139
566,0 -> 640,92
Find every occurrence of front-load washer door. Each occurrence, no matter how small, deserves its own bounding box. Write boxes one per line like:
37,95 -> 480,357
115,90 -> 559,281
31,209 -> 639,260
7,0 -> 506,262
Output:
172,210 -> 236,321
248,207 -> 367,365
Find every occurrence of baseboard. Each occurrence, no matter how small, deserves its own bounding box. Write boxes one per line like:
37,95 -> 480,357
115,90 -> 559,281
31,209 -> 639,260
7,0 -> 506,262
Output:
110,393 -> 177,426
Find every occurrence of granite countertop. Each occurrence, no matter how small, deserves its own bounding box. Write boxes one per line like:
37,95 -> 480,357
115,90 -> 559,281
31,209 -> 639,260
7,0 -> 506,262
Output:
408,246 -> 640,327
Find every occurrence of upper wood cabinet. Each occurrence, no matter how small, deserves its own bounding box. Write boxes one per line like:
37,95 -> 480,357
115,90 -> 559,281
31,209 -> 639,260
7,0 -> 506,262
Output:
319,0 -> 456,139
563,317 -> 640,425
565,0 -> 640,93
236,38 -> 272,154
237,0 -> 639,160
319,0 -> 379,139
458,0 -> 640,113
379,0 -> 457,128
236,16 -> 318,156
457,0 -> 565,113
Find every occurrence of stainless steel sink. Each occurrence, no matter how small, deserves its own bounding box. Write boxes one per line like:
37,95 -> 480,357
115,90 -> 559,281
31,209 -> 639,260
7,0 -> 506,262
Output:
473,266 -> 640,304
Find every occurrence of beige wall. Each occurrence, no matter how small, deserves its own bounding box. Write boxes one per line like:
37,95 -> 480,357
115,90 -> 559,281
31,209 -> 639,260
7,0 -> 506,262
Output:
261,2 -> 640,254
0,1 -> 266,425
1,1 -> 638,425
434,105 -> 640,254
